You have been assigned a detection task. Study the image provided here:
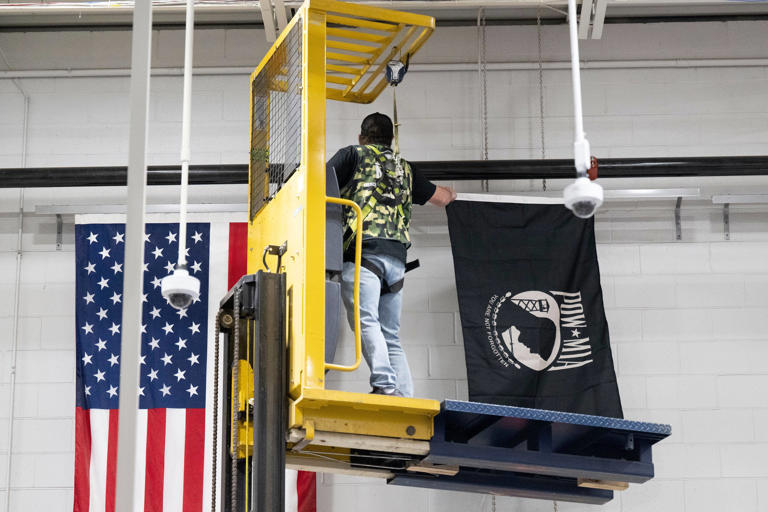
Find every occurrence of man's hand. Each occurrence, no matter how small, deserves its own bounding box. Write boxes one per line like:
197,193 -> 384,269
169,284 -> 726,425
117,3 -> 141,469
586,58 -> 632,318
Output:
428,186 -> 457,207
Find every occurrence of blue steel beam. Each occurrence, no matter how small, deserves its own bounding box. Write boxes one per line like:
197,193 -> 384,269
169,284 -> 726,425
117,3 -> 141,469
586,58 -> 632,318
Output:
424,440 -> 655,483
391,469 -> 613,505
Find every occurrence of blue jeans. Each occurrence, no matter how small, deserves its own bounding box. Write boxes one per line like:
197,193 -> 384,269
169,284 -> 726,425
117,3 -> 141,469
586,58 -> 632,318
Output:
341,253 -> 413,397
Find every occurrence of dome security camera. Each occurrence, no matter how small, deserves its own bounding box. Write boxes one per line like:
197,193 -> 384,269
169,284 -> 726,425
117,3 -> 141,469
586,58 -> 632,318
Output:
563,176 -> 604,219
161,267 -> 200,310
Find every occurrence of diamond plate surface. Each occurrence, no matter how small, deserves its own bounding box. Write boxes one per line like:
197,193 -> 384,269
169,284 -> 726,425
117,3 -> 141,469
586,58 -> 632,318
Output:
442,400 -> 672,436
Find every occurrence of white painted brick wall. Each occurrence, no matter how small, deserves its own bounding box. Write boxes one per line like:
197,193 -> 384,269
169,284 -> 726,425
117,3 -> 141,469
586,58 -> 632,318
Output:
1,16 -> 768,512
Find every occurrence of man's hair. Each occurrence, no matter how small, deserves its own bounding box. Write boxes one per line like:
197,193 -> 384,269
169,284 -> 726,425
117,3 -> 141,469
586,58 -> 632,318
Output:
360,112 -> 393,146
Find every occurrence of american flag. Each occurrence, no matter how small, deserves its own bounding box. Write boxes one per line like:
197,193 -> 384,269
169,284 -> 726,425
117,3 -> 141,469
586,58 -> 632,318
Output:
74,222 -> 211,512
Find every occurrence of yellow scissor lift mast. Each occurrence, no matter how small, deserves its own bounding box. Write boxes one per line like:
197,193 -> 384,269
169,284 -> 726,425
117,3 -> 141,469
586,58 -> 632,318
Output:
240,0 -> 438,480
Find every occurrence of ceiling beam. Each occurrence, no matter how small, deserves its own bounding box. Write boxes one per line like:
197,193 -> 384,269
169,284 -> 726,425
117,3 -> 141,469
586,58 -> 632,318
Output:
578,0 -> 594,39
591,0 -> 609,39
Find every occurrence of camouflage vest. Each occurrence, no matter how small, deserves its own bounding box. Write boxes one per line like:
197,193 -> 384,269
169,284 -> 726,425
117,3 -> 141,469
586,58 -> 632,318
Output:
340,144 -> 413,250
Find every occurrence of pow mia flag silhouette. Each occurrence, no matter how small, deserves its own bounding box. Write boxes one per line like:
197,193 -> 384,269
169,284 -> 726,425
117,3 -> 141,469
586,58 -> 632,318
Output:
447,199 -> 623,418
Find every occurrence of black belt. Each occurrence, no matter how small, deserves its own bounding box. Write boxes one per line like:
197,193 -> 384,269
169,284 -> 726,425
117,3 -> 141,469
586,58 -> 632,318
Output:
360,258 -> 420,295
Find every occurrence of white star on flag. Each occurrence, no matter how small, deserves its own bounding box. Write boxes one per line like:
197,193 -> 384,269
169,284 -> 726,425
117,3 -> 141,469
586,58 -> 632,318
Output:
96,308 -> 108,320
151,276 -> 162,289
164,261 -> 176,274
84,386 -> 91,396
166,231 -> 177,244
571,329 -> 581,337
187,385 -> 198,397
84,262 -> 96,274
149,306 -> 162,319
161,353 -> 173,366
152,246 -> 164,259
175,337 -> 187,350
107,385 -> 118,398
95,339 -> 107,351
113,232 -> 124,244
188,353 -> 200,366
82,353 -> 93,366
191,231 -> 203,243
99,246 -> 111,260
162,322 -> 174,335
108,353 -> 119,367
138,386 -> 145,396
174,369 -> 186,381
110,292 -> 121,305
82,322 -> 94,334
189,322 -> 200,334
83,292 -> 95,304
111,262 -> 123,274
97,277 -> 109,290
148,337 -> 160,350
160,384 -> 172,397
176,308 -> 188,319
94,370 -> 106,382
143,232 -> 151,243
190,260 -> 202,274
87,232 -> 98,244
108,322 -> 120,335
147,368 -> 158,381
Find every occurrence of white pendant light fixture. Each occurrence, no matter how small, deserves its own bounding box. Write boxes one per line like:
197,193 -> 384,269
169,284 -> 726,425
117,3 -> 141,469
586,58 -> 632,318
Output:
162,0 -> 200,310
562,0 -> 603,219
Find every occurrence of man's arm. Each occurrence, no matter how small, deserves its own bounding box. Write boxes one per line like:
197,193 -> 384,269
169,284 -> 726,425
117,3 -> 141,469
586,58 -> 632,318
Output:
411,165 -> 456,207
427,185 -> 457,207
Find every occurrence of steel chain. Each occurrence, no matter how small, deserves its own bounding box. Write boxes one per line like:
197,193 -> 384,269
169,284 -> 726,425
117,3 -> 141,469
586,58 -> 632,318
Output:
210,310 -> 221,512
477,8 -> 489,192
231,288 -> 241,512
537,9 -> 547,191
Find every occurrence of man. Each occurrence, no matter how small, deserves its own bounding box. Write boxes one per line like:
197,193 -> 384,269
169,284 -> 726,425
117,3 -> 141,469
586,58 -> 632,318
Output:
327,112 -> 456,397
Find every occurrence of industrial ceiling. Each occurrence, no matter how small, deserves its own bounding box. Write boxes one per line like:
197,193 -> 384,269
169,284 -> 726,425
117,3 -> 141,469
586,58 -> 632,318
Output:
1,0 -> 768,31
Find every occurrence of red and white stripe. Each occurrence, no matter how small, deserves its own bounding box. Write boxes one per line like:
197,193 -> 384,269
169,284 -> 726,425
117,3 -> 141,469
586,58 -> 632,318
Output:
74,407 -> 206,512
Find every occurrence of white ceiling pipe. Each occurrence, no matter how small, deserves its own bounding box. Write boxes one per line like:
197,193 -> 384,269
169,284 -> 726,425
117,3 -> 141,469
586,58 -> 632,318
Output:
160,0 -> 201,312
177,0 -> 195,269
4,57 -> 768,80
563,0 -> 603,219
567,0 -> 589,174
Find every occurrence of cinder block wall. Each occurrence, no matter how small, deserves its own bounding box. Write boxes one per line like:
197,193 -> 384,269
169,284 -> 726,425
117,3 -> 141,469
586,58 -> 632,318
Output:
1,18 -> 768,512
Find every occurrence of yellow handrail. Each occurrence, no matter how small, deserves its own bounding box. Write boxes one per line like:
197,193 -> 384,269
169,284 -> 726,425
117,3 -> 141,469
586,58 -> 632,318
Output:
324,196 -> 363,372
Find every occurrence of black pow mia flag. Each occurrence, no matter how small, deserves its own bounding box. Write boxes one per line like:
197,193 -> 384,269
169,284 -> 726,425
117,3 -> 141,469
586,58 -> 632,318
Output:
446,200 -> 623,418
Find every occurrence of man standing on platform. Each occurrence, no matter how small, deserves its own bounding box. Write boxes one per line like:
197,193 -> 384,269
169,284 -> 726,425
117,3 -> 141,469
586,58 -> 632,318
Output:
327,112 -> 456,397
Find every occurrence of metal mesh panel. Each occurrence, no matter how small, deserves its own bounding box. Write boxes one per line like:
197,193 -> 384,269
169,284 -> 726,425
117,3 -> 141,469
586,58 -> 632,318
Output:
250,19 -> 303,220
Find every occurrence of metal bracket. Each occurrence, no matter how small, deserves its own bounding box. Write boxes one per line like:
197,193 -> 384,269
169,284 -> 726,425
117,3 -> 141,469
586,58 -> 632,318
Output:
56,214 -> 63,250
674,197 -> 682,241
723,203 -> 730,241
262,241 -> 287,273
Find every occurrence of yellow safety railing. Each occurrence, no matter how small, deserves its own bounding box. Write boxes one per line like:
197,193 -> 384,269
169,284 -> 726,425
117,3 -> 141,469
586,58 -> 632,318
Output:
324,196 -> 363,372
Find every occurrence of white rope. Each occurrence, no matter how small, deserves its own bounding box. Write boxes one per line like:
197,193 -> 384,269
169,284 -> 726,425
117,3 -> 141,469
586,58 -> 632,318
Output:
537,8 -> 547,192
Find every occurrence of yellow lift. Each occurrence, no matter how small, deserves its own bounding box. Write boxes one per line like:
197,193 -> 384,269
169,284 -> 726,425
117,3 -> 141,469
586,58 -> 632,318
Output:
243,0 -> 438,475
